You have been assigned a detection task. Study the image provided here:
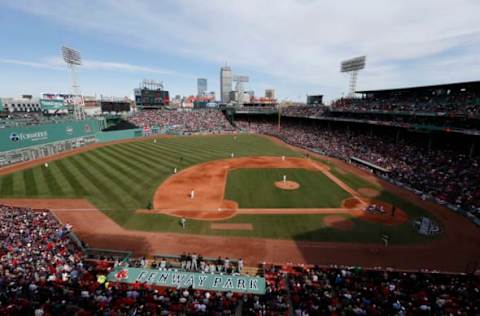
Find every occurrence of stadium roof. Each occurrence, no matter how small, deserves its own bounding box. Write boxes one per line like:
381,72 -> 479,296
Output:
356,80 -> 480,94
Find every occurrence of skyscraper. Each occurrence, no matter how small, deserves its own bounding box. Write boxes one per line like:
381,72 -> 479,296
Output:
220,66 -> 233,103
197,78 -> 207,96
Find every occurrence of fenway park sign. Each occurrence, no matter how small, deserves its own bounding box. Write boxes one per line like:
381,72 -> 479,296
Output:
107,268 -> 266,295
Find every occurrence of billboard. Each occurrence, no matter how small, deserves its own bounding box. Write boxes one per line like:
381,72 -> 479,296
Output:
40,99 -> 68,114
135,88 -> 170,109
307,95 -> 323,105
100,100 -> 131,112
108,268 -> 266,295
0,119 -> 102,152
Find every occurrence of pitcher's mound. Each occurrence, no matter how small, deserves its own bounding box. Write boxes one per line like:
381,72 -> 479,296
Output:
275,181 -> 300,190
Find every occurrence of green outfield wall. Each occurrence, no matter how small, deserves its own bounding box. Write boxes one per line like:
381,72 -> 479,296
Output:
95,128 -> 144,142
0,119 -> 103,152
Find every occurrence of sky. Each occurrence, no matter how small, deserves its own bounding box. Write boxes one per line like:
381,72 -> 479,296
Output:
0,0 -> 479,102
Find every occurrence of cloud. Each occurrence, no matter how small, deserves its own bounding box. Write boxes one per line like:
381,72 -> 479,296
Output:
0,56 -> 191,77
0,58 -> 64,70
3,0 -> 480,100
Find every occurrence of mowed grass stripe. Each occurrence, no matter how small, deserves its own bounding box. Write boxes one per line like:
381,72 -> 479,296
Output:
104,144 -> 172,173
55,159 -> 89,196
12,173 -> 25,196
152,142 -> 225,161
80,152 -> 145,203
89,149 -> 146,185
97,146 -> 164,179
112,143 -> 188,174
23,169 -> 39,196
135,141 -> 223,164
107,143 -> 171,170
166,135 -> 290,157
165,135 -> 296,158
146,137 -> 225,156
45,162 -> 77,196
40,164 -> 66,196
128,143 -> 205,167
0,174 -> 14,196
31,167 -> 52,196
162,139 -> 233,157
68,155 -> 126,209
126,142 -> 193,165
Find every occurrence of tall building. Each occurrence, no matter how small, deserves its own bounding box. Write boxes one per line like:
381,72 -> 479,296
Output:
197,78 -> 207,96
220,66 -> 233,103
265,89 -> 276,99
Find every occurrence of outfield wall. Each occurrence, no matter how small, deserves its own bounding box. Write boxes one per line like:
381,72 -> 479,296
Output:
95,129 -> 144,142
0,119 -> 104,166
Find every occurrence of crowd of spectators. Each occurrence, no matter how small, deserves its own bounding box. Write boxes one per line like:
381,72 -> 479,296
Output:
281,106 -> 325,118
0,112 -> 72,128
1,204 -> 479,315
332,87 -> 480,115
288,265 -> 479,315
0,205 -> 285,315
236,119 -> 480,217
129,109 -> 234,133
324,111 -> 480,131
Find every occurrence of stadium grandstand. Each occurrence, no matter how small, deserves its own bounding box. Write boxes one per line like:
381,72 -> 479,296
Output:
332,81 -> 480,115
0,203 -> 478,315
128,108 -> 235,134
234,80 -> 480,226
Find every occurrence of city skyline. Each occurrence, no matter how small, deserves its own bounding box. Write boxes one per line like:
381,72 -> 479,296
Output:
0,0 -> 479,102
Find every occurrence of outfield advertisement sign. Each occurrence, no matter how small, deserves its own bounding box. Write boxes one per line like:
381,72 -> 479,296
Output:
107,268 -> 266,295
40,99 -> 68,113
0,119 -> 102,152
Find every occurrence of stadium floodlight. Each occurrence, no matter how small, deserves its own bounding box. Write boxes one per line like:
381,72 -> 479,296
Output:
340,56 -> 366,97
61,46 -> 84,119
62,46 -> 82,66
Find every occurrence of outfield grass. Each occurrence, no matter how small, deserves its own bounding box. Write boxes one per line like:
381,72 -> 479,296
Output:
0,134 -> 437,243
225,168 -> 350,208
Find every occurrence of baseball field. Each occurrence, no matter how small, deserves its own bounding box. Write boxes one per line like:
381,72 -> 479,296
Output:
0,134 -> 478,271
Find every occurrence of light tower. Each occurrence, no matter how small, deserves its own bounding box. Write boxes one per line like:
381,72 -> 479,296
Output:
340,56 -> 366,97
62,46 -> 85,119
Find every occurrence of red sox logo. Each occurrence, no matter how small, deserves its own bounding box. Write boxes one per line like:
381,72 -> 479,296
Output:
115,269 -> 129,280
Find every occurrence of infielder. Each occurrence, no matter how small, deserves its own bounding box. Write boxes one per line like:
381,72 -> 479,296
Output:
190,189 -> 195,199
